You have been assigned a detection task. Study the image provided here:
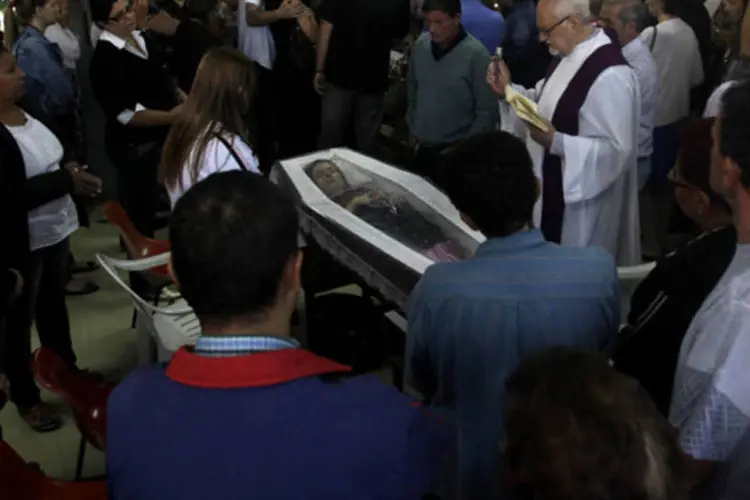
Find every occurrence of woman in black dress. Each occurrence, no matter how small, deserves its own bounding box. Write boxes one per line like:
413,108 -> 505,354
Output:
266,0 -> 320,159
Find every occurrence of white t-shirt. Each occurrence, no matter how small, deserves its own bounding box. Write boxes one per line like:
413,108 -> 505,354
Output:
8,113 -> 79,251
704,81 -> 737,118
45,23 -> 81,71
167,126 -> 261,207
237,0 -> 276,70
670,244 -> 750,499
640,18 -> 704,126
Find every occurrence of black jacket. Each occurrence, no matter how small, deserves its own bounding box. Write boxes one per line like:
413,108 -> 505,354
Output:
613,226 -> 737,415
0,95 -> 76,310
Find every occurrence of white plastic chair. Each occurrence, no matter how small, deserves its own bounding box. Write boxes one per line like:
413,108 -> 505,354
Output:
617,262 -> 656,321
97,253 -> 201,364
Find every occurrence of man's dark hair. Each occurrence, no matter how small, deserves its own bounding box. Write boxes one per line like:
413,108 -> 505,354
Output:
442,131 -> 537,238
719,81 -> 750,188
90,0 -> 117,23
504,347 -> 690,500
422,0 -> 462,16
678,118 -> 731,212
170,171 -> 300,323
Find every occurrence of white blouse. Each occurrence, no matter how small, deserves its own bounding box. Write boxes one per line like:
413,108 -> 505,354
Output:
7,113 -> 79,251
167,125 -> 261,207
45,23 -> 81,71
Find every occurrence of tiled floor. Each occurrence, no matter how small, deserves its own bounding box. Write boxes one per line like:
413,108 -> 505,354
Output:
1,219 -> 137,480
0,215 -> 400,482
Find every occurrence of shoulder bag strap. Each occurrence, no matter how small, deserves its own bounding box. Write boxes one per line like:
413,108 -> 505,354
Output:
649,26 -> 658,52
213,132 -> 247,171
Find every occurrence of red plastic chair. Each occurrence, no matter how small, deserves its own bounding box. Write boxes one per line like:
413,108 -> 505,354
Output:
31,348 -> 115,481
103,201 -> 175,326
103,202 -> 171,276
0,440 -> 106,499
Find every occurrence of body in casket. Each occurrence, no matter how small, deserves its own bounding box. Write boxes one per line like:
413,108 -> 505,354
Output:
271,149 -> 484,311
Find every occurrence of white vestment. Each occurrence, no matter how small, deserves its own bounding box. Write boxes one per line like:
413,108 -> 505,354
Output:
500,30 -> 641,265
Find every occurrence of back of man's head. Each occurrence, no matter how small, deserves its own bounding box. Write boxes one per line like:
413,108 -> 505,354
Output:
443,131 -> 538,238
170,171 -> 300,327
718,82 -> 750,188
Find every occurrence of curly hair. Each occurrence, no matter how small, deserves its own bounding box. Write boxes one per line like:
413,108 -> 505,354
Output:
442,131 -> 537,238
504,347 -> 689,500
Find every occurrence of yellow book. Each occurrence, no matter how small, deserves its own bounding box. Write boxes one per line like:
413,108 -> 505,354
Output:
505,85 -> 549,132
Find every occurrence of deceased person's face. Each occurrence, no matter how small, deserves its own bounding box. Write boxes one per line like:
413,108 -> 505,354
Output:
310,161 -> 349,197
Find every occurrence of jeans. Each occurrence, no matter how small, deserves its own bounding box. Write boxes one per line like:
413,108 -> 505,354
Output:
3,238 -> 76,409
318,83 -> 385,156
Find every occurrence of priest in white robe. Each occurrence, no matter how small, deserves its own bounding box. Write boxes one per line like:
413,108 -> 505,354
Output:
488,0 -> 641,265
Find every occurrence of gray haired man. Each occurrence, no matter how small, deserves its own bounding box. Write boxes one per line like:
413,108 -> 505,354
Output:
599,0 -> 658,191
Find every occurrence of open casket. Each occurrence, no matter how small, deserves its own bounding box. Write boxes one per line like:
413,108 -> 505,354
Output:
270,148 -> 485,312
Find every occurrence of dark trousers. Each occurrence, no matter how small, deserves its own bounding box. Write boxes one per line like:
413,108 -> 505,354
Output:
318,83 -> 385,156
108,142 -> 161,295
274,64 -> 320,160
411,143 -> 453,190
4,238 -> 76,409
253,62 -> 278,174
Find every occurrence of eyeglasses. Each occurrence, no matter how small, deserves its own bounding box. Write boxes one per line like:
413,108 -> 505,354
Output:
539,16 -> 570,36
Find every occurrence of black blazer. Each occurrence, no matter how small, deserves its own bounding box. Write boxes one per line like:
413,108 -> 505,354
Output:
89,32 -> 178,150
613,226 -> 737,415
0,95 -> 76,308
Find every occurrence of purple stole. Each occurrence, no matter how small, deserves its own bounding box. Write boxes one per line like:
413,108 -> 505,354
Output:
538,40 -> 628,243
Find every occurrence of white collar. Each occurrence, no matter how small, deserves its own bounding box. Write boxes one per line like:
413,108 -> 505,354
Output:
622,36 -> 646,59
562,28 -> 609,64
98,29 -> 149,59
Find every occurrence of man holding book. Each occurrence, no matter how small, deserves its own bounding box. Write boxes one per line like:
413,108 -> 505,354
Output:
488,0 -> 641,265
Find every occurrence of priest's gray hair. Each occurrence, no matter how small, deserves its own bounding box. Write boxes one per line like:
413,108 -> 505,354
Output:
550,0 -> 591,20
601,0 -> 652,31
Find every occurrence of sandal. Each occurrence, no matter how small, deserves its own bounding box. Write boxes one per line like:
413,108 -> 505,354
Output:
65,280 -> 100,296
18,403 -> 63,433
71,260 -> 100,275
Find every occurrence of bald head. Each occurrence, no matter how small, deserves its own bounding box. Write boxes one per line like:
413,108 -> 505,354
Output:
537,0 -> 594,55
541,0 -> 590,19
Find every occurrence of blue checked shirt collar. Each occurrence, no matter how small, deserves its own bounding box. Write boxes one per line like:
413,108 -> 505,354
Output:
193,335 -> 300,358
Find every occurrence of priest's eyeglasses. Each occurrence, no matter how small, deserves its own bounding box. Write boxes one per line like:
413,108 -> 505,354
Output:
539,16 -> 570,36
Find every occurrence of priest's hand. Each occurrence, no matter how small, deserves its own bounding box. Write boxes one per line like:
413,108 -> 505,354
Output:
487,57 -> 510,97
527,119 -> 556,149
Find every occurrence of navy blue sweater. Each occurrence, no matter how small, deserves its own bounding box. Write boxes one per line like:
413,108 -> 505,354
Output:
106,348 -> 453,500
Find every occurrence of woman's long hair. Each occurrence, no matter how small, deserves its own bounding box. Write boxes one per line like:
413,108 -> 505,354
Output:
3,0 -> 46,48
159,46 -> 256,191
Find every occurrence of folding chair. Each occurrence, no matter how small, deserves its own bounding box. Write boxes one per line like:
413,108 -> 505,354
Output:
97,253 -> 201,363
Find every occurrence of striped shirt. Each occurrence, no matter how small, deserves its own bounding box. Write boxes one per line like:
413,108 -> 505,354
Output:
193,335 -> 299,357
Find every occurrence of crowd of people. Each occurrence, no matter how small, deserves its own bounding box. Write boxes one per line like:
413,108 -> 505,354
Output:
0,0 -> 749,497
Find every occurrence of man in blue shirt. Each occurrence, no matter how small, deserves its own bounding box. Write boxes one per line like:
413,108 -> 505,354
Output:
501,0 -> 552,87
405,131 -> 620,500
461,0 -> 505,53
106,171 -> 452,500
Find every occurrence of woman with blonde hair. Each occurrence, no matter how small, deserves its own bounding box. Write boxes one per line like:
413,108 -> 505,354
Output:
160,46 -> 261,206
